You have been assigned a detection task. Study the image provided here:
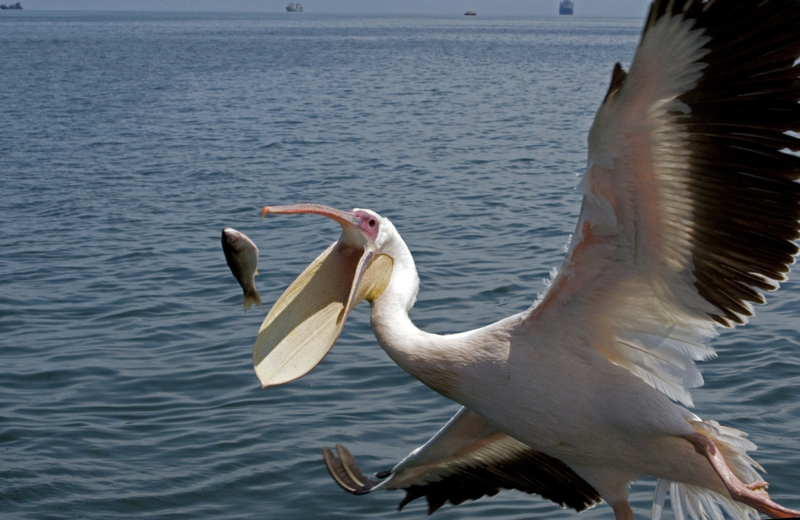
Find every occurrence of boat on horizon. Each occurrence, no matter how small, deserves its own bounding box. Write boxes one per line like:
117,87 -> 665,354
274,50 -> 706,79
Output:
559,0 -> 574,15
286,2 -> 303,12
0,2 -> 23,9
464,10 -> 476,16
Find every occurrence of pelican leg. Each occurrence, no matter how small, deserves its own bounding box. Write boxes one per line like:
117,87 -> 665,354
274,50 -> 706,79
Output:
611,501 -> 635,520
684,433 -> 800,519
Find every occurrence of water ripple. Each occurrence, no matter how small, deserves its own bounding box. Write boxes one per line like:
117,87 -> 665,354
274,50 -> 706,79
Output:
2,11 -> 798,520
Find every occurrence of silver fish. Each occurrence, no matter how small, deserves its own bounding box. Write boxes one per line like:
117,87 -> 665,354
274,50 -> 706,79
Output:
222,227 -> 263,311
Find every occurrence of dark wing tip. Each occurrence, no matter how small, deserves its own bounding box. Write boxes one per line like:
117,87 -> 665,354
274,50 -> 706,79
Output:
603,62 -> 628,103
323,442 -> 602,515
400,448 -> 602,514
641,0 -> 800,326
398,482 -> 501,515
322,444 -> 383,495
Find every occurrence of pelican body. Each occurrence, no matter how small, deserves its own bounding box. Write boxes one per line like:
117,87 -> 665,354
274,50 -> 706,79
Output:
253,1 -> 800,518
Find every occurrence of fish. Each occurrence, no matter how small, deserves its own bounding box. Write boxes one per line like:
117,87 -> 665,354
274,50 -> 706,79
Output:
221,227 -> 263,311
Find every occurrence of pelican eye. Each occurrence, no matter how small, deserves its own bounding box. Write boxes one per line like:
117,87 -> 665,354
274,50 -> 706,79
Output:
368,218 -> 377,228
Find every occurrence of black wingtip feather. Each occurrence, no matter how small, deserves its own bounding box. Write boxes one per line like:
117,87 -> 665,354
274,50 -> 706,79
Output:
642,0 -> 800,326
322,442 -> 602,515
322,445 -> 382,495
603,62 -> 628,103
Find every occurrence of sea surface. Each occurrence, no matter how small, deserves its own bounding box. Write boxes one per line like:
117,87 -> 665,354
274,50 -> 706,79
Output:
2,10 -> 800,520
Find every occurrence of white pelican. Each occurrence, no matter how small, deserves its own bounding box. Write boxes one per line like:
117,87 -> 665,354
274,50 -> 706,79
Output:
253,0 -> 800,518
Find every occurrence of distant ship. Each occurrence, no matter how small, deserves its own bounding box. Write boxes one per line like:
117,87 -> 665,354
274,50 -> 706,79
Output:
286,2 -> 303,12
559,0 -> 574,15
0,2 -> 23,9
464,10 -> 476,16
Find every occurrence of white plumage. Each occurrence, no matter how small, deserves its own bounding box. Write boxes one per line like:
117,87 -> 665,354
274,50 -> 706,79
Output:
254,1 -> 800,518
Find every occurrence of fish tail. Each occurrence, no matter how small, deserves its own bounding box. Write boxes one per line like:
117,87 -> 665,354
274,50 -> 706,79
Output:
243,291 -> 263,312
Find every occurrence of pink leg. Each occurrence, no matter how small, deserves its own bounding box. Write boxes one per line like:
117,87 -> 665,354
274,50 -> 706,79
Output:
685,432 -> 800,519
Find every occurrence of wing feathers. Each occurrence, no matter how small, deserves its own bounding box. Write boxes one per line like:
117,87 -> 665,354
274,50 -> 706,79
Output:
657,0 -> 800,317
321,408 -> 602,514
604,63 -> 629,103
322,444 -> 379,495
527,0 -> 800,403
322,439 -> 602,514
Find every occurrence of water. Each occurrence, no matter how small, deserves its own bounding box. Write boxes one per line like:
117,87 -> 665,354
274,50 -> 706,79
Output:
2,11 -> 799,520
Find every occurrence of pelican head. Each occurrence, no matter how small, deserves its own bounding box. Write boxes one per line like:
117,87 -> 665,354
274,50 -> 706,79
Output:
253,204 -> 394,387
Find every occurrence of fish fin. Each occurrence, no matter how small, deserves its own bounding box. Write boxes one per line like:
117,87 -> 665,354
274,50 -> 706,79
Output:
243,291 -> 263,312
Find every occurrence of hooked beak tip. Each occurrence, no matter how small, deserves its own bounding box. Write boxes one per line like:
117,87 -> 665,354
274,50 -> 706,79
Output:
261,206 -> 271,217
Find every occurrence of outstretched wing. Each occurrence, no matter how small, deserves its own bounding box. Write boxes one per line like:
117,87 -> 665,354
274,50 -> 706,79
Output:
524,0 -> 800,406
323,407 -> 601,514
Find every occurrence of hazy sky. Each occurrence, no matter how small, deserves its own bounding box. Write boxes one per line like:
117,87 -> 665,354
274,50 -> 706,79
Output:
19,1 -> 654,18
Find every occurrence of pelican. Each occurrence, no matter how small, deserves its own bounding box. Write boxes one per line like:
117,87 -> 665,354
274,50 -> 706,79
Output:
253,0 -> 800,518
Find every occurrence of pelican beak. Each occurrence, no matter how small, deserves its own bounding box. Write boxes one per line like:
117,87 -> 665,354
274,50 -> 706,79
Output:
253,204 -> 393,388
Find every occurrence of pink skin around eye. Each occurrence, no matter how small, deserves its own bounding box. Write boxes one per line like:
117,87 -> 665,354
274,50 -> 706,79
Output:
352,210 -> 380,242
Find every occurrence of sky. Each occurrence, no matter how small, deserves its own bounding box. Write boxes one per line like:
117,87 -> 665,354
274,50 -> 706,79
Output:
16,1 -> 654,18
